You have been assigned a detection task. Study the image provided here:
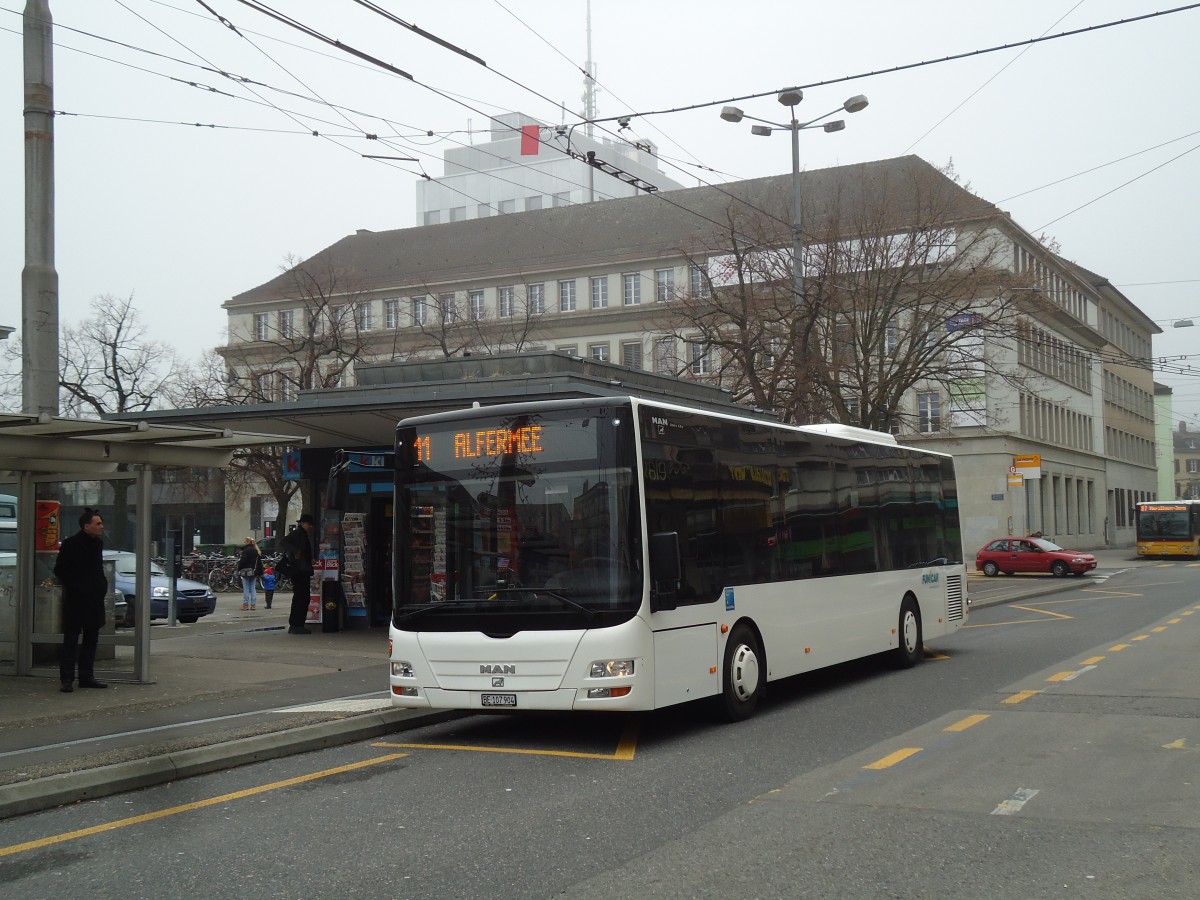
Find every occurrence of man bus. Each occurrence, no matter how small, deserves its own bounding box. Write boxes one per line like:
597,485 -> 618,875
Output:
387,397 -> 967,720
1135,500 -> 1200,559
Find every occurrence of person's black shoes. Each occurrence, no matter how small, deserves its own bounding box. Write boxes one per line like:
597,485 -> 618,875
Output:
287,626 -> 311,635
60,681 -> 74,693
79,679 -> 108,689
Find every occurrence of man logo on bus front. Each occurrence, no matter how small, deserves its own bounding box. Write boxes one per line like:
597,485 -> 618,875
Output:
481,664 -> 516,674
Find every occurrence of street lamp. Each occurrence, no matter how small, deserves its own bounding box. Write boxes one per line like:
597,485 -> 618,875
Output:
720,90 -> 868,309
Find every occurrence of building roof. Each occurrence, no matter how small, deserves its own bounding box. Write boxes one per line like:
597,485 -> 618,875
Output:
228,155 -> 999,305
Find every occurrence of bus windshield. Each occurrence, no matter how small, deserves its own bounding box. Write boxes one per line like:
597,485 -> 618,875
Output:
394,406 -> 641,630
1136,505 -> 1191,541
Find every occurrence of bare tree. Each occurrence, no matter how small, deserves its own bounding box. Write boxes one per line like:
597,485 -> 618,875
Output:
660,162 -> 1037,429
408,281 -> 549,358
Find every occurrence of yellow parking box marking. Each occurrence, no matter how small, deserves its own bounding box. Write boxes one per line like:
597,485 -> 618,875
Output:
863,748 -> 922,770
1081,656 -> 1104,665
1003,690 -> 1040,705
0,753 -> 408,859
1011,604 -> 1073,620
613,722 -> 638,760
1109,643 -> 1130,651
1047,671 -> 1074,682
945,714 -> 989,732
375,724 -> 640,762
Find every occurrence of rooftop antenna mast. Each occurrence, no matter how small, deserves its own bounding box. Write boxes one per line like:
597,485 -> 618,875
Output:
582,0 -> 598,138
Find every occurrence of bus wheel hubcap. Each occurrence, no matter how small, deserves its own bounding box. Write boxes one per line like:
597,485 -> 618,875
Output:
730,645 -> 759,701
902,612 -> 918,653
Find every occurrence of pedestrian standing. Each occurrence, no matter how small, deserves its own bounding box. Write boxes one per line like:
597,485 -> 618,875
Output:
283,514 -> 316,634
237,537 -> 263,610
54,508 -> 109,692
261,566 -> 276,609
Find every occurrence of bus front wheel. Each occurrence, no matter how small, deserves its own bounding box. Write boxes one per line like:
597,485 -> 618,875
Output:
893,597 -> 922,669
719,624 -> 763,721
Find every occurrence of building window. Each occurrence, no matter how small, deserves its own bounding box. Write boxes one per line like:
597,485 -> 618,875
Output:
412,295 -> 427,326
255,372 -> 275,401
556,345 -> 578,356
655,268 -> 675,302
689,342 -> 710,376
449,206 -> 466,222
552,192 -> 570,208
499,286 -> 515,318
591,276 -> 608,309
654,338 -> 676,374
438,292 -> 457,324
476,203 -> 491,218
280,375 -> 296,402
330,305 -> 351,332
690,264 -> 710,299
253,313 -> 269,341
559,280 -> 577,312
498,199 -> 515,214
918,391 -> 941,432
424,210 -> 441,226
621,341 -> 643,369
356,302 -> 373,332
526,195 -> 543,211
277,309 -> 294,339
623,273 -> 641,306
384,299 -> 400,329
1189,459 -> 1199,474
885,320 -> 898,355
589,342 -> 609,362
529,283 -> 545,315
469,290 -> 485,321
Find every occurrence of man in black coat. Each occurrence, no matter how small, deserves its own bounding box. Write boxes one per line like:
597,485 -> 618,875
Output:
283,513 -> 316,635
54,508 -> 109,692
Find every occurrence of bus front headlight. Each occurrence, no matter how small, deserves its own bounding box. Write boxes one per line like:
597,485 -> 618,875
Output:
391,660 -> 415,678
590,659 -> 634,678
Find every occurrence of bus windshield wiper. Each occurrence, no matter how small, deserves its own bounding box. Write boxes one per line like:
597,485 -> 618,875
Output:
488,587 -> 596,621
394,599 -> 474,623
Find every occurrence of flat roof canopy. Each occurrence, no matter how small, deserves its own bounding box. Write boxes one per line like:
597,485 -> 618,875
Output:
0,412 -> 309,474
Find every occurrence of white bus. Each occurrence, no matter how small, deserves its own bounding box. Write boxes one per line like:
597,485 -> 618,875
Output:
388,397 -> 967,719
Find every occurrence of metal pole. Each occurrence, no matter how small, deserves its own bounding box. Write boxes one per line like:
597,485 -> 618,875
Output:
790,111 -> 803,308
22,0 -> 59,416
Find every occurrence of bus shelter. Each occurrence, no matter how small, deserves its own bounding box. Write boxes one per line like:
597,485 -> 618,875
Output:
0,412 -> 307,681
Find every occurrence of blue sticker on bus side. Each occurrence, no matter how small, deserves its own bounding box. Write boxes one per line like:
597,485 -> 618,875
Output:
724,587 -> 735,611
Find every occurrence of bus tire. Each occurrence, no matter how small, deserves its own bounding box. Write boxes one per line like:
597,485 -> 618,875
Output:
719,624 -> 763,721
893,596 -> 922,669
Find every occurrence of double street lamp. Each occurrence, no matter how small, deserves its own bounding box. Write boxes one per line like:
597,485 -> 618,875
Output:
720,90 -> 868,308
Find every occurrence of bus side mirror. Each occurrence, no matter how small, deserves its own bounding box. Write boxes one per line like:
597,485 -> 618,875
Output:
649,531 -> 681,613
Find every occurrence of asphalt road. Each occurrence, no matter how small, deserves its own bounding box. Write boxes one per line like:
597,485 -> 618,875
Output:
1,564 -> 1197,899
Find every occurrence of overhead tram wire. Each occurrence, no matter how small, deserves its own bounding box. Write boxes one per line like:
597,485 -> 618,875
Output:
901,1 -> 1085,154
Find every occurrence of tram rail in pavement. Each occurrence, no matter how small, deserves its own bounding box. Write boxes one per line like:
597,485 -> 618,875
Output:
0,550 -> 1156,819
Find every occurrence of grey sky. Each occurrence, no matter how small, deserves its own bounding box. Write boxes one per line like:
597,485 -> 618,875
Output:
3,1 -> 1197,420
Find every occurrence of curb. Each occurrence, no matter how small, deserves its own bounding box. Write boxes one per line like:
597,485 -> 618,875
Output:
0,708 -> 460,821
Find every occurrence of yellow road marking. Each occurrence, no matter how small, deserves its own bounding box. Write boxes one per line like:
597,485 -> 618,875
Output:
1081,656 -> 1104,665
944,714 -> 989,732
1109,643 -> 1130,651
1132,635 -> 1150,641
1181,611 -> 1194,616
1168,618 -> 1182,624
1046,671 -> 1074,682
1163,739 -> 1191,750
1002,690 -> 1040,704
863,748 -> 922,770
0,753 -> 408,859
1152,626 -> 1168,632
375,722 -> 639,762
1080,589 -> 1144,598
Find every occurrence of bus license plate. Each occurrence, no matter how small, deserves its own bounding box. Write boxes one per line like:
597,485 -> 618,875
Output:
481,693 -> 517,708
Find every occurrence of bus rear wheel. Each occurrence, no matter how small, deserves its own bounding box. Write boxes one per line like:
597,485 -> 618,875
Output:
719,624 -> 763,721
892,597 -> 922,669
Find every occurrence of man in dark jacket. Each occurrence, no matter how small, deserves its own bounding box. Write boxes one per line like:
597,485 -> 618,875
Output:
54,508 -> 109,692
283,513 -> 316,634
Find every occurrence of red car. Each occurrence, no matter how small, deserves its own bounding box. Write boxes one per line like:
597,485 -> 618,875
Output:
975,537 -> 1098,577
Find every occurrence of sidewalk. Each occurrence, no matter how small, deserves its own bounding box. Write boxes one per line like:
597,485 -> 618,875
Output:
0,549 -> 1153,819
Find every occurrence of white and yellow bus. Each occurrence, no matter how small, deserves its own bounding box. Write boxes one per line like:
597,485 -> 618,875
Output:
1135,500 -> 1200,559
387,397 -> 967,720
